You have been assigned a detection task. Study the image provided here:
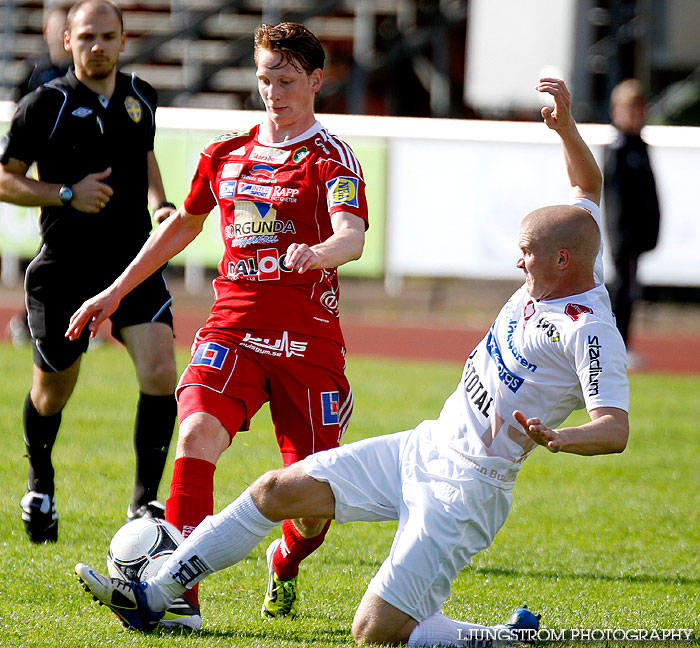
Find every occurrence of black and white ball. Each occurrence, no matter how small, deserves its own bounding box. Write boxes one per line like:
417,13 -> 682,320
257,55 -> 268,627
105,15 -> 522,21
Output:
107,518 -> 183,582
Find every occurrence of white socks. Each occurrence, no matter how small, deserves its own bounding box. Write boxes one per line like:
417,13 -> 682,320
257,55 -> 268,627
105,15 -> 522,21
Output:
407,612 -> 498,647
182,488 -> 278,572
145,489 -> 278,611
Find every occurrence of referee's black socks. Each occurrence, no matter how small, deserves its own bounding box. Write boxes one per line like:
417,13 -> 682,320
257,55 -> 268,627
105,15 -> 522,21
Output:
132,392 -> 177,508
23,393 -> 61,495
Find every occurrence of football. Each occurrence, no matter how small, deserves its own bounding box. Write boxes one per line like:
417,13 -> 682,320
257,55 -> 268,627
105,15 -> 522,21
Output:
107,518 -> 183,582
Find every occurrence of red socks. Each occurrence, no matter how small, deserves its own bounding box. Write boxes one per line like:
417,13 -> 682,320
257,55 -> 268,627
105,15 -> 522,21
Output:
166,456 -> 216,537
272,518 -> 331,581
166,457 -> 216,606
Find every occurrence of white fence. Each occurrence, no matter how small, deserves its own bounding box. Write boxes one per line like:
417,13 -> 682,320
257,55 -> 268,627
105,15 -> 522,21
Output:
2,101 -> 700,287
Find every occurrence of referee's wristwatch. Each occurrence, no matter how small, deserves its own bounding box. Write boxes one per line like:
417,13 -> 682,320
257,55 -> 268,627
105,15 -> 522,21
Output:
59,185 -> 73,206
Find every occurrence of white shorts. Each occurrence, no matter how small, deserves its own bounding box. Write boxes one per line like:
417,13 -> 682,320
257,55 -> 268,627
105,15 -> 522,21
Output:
303,422 -> 512,621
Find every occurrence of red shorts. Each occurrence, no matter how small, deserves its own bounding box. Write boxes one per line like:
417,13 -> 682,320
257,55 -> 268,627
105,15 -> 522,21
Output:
176,328 -> 353,465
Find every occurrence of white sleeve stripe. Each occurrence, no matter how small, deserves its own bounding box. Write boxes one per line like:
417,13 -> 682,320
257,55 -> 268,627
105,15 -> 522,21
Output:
322,131 -> 350,168
320,129 -> 362,176
339,139 -> 361,175
337,139 -> 361,175
315,157 -> 365,180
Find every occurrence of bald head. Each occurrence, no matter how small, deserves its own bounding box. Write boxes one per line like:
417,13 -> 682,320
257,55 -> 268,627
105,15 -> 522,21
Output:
518,205 -> 600,300
67,0 -> 123,33
521,205 -> 600,270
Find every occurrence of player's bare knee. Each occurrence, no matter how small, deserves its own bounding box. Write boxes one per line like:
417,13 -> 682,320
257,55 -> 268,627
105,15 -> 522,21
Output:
352,592 -> 416,645
176,423 -> 224,458
293,517 -> 326,538
30,388 -> 67,417
176,427 -> 198,455
175,412 -> 230,462
138,359 -> 177,394
251,468 -> 285,498
351,612 -> 368,643
351,614 -> 398,645
153,363 -> 177,394
249,468 -> 292,519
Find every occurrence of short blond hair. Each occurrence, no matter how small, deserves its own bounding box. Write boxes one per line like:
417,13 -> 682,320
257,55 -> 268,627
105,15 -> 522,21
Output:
67,0 -> 123,33
610,78 -> 645,108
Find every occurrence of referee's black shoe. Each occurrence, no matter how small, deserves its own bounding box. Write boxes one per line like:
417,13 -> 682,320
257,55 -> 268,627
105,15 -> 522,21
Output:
126,499 -> 166,522
21,491 -> 58,543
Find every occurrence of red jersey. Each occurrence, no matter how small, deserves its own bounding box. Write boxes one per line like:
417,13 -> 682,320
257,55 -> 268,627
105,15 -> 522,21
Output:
184,121 -> 369,344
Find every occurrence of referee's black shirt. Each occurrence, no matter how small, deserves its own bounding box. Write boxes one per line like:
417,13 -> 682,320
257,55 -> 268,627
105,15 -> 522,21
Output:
0,68 -> 158,270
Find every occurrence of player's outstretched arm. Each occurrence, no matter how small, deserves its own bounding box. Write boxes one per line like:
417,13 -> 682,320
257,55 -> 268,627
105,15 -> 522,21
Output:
514,407 -> 628,455
536,77 -> 602,205
66,207 -> 208,339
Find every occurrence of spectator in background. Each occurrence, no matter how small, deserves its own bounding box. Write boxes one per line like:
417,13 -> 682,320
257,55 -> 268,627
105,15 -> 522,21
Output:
603,79 -> 661,365
17,4 -> 72,99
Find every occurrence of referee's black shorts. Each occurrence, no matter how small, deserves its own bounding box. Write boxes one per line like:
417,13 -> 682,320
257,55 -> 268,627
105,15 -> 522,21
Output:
25,256 -> 173,373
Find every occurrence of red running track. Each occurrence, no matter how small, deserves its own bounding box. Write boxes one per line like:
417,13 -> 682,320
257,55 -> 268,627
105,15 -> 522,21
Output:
1,305 -> 698,374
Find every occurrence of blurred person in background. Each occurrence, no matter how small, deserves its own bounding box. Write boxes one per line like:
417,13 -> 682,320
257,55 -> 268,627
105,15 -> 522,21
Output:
8,4 -> 73,347
603,79 -> 661,368
17,4 -> 72,99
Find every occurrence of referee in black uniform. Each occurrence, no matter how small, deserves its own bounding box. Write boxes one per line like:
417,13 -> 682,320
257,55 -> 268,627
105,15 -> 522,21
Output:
0,0 -> 178,543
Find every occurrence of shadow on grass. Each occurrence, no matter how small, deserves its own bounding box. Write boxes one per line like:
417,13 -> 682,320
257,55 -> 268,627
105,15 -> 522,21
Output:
318,556 -> 384,568
477,566 -> 700,586
157,624 -> 352,644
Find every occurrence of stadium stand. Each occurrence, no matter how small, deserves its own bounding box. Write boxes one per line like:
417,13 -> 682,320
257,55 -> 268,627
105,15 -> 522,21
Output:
0,0 -> 471,114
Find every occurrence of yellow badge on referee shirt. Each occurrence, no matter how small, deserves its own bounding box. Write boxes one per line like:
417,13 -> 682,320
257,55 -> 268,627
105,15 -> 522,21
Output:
124,96 -> 142,123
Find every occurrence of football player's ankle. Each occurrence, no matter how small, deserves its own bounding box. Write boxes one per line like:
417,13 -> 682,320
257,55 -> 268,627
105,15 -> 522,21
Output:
144,577 -> 183,611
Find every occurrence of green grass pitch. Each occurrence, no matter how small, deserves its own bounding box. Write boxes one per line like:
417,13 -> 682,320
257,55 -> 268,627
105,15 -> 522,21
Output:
0,341 -> 699,647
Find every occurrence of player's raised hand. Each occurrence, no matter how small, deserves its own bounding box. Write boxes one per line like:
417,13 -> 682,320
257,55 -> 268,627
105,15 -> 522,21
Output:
285,242 -> 322,274
65,288 -> 121,340
513,410 -> 562,453
71,168 -> 114,213
536,78 -> 572,132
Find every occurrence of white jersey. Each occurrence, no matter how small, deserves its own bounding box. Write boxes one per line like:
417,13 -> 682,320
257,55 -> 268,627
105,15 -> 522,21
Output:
433,282 -> 628,489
